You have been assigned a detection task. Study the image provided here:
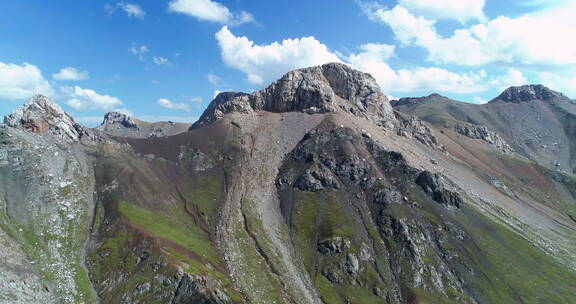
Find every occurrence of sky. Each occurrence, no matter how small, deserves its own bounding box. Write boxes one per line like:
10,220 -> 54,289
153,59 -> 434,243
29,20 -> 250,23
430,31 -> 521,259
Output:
1,0 -> 575,126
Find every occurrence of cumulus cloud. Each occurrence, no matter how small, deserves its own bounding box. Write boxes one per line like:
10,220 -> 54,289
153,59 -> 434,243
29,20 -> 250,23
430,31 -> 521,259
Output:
398,0 -> 486,23
488,68 -> 527,91
362,2 -> 576,67
214,26 -> 533,96
153,56 -> 172,66
61,86 -> 123,111
349,48 -> 488,93
52,67 -> 89,81
130,44 -> 148,61
537,70 -> 576,98
346,44 -> 531,94
157,98 -> 190,112
168,0 -> 253,25
215,26 -> 341,85
106,2 -> 146,19
0,62 -> 53,100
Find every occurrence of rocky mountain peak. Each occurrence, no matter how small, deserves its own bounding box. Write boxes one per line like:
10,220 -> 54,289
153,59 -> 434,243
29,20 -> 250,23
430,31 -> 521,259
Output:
101,111 -> 138,129
3,94 -> 84,141
191,62 -> 393,129
492,84 -> 568,103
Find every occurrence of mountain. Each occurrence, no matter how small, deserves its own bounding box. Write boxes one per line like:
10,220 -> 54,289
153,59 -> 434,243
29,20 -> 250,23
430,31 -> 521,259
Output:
97,111 -> 191,138
392,85 -> 576,174
1,63 -> 575,304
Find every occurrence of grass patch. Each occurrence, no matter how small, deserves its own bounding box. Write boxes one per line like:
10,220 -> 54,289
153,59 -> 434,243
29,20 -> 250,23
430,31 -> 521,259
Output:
187,174 -> 222,221
458,211 -> 576,303
118,201 -> 219,265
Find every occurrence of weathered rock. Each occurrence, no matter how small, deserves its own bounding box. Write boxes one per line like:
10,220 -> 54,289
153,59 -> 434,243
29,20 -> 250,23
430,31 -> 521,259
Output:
172,274 -> 231,304
295,166 -> 339,192
321,268 -> 343,284
191,63 -> 395,129
395,112 -> 443,150
415,171 -> 462,208
318,237 -> 351,254
335,155 -> 369,182
101,111 -> 138,129
3,95 -> 87,142
344,254 -> 360,276
492,84 -> 569,103
455,123 -> 513,152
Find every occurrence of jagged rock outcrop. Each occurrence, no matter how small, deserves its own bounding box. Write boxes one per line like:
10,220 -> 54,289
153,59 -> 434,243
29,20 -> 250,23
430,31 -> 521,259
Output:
3,95 -> 89,142
395,112 -> 443,149
191,62 -> 394,129
454,123 -> 513,153
415,171 -> 463,208
318,237 -> 351,254
101,111 -> 138,129
491,84 -> 569,103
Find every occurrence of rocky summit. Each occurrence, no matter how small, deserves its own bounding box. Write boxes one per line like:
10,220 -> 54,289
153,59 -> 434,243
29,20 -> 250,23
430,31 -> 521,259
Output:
4,94 -> 88,142
1,64 -> 576,304
191,63 -> 394,129
491,84 -> 569,103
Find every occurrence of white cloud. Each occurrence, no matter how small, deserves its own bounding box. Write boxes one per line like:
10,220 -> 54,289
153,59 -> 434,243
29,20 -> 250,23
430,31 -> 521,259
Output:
213,90 -> 222,98
347,43 -> 528,94
157,98 -> 190,112
130,44 -> 148,61
472,97 -> 487,104
61,86 -> 123,111
215,26 -> 341,85
537,70 -> 576,98
214,26 -> 530,96
398,0 -> 486,23
190,96 -> 203,103
52,67 -> 89,81
168,0 -> 253,25
362,2 -> 576,67
207,73 -> 222,86
106,2 -> 146,19
153,56 -> 172,66
0,62 -> 53,100
489,68 -> 527,91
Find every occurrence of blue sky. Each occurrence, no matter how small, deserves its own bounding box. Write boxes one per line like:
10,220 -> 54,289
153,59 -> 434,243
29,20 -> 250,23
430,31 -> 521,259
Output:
1,0 -> 575,126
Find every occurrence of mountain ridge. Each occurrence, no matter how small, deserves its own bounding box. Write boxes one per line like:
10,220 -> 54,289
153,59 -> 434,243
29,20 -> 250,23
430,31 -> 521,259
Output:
1,65 -> 575,304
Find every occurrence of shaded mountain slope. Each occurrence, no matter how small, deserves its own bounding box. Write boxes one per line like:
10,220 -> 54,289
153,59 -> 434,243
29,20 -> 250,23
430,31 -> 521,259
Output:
0,64 -> 575,303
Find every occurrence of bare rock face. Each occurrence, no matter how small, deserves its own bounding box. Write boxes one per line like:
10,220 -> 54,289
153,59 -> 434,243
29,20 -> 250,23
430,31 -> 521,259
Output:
454,123 -> 513,153
101,111 -> 138,129
191,62 -> 394,129
492,84 -> 569,103
3,95 -> 86,142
